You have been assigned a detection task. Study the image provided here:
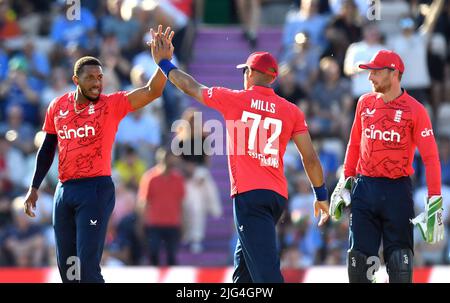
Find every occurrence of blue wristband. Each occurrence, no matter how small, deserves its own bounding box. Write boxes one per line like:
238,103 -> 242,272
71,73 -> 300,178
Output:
158,59 -> 177,77
312,184 -> 328,201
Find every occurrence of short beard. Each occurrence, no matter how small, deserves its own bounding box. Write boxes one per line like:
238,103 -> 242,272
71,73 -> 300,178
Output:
79,86 -> 100,102
373,82 -> 391,94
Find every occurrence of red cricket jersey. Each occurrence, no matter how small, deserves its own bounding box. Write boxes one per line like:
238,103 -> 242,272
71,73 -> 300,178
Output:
43,91 -> 133,182
344,90 -> 441,195
202,85 -> 308,199
138,166 -> 185,227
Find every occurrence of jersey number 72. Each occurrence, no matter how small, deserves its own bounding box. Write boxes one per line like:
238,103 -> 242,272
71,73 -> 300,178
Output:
241,111 -> 282,155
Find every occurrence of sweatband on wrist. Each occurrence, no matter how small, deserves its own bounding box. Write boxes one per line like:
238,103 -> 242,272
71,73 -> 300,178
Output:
312,183 -> 328,201
158,59 -> 177,77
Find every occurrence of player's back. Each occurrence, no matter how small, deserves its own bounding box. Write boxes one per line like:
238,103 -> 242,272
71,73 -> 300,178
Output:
203,85 -> 307,199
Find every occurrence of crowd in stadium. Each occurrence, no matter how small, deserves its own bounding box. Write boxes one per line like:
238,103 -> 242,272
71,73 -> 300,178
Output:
0,0 -> 449,269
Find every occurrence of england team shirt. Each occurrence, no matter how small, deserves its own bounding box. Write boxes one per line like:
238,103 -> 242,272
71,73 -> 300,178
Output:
43,91 -> 133,182
202,85 -> 308,199
344,90 -> 441,195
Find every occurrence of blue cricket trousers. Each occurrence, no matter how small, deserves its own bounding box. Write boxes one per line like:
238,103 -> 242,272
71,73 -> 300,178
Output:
232,189 -> 287,283
53,176 -> 115,283
349,175 -> 415,262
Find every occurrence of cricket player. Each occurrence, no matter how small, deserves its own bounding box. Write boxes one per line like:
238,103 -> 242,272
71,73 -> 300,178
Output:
330,50 -> 444,283
23,27 -> 174,283
150,26 -> 329,283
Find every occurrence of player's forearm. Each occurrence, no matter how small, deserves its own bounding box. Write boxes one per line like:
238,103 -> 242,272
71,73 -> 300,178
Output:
302,155 -> 325,188
31,133 -> 57,190
147,68 -> 166,96
168,69 -> 205,103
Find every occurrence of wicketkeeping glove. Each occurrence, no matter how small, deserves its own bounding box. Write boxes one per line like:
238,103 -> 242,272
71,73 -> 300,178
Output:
410,195 -> 445,244
330,175 -> 354,221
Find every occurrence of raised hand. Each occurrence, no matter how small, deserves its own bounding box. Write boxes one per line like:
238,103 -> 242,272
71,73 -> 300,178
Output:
149,25 -> 175,64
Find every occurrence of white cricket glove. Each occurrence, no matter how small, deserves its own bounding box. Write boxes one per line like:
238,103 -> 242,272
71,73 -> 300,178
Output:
410,195 -> 445,244
330,175 -> 354,221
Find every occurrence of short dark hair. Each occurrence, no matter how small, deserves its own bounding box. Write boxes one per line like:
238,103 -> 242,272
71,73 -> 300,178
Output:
73,56 -> 102,77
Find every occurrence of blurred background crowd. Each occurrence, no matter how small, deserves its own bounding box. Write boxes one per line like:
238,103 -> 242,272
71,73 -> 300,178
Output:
0,0 -> 450,269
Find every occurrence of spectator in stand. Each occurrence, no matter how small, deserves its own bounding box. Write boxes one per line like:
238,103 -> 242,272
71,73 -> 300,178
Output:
100,0 -> 142,58
114,145 -> 147,191
21,39 -> 50,88
235,0 -> 261,49
143,0 -> 201,66
387,0 -> 445,109
41,66 -> 76,107
309,57 -> 352,138
0,104 -> 35,155
175,108 -> 222,254
0,132 -> 26,197
282,0 -> 330,55
138,148 -> 185,266
0,56 -> 41,126
0,0 -> 21,39
274,64 -> 307,106
115,109 -> 161,166
281,32 -> 320,95
99,34 -> 132,88
343,22 -> 384,109
1,197 -> 47,267
323,0 -> 362,70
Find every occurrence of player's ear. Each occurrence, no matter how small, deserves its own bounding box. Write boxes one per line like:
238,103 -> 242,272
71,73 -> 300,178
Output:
247,68 -> 255,79
72,75 -> 78,86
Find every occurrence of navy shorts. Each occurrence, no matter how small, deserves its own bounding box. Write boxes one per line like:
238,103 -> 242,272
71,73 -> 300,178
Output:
232,189 -> 287,283
53,176 -> 115,283
349,175 -> 415,261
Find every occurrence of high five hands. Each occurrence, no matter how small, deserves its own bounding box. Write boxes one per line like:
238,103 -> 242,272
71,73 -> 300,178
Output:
149,25 -> 175,64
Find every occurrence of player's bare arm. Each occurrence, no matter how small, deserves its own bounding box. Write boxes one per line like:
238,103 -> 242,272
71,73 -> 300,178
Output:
125,26 -> 174,110
293,132 -> 329,226
151,25 -> 208,105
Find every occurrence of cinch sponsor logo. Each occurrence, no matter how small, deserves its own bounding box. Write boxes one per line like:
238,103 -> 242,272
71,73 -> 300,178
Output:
58,125 -> 96,139
421,128 -> 434,137
364,125 -> 400,142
